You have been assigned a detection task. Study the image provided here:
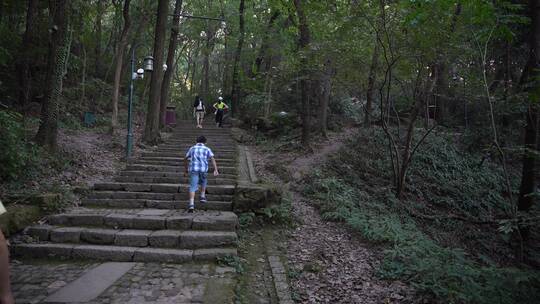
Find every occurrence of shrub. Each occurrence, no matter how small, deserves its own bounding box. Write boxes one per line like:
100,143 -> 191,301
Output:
0,110 -> 39,182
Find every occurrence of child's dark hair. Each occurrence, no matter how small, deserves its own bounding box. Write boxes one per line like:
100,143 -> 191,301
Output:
196,136 -> 207,143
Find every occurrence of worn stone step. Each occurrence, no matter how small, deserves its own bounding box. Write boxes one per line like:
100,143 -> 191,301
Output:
46,209 -> 238,231
163,141 -> 235,146
87,191 -> 233,202
81,198 -> 232,211
25,226 -> 238,249
93,183 -> 235,195
127,163 -> 237,172
118,170 -> 237,180
128,161 -> 236,168
141,152 -> 237,158
12,243 -> 237,263
130,158 -> 236,164
125,164 -> 238,174
114,176 -> 236,185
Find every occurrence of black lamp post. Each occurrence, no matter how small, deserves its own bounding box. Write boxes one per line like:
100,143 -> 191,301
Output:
126,46 -> 153,160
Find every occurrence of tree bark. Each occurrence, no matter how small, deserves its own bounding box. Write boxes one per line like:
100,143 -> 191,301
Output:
159,0 -> 183,129
254,10 -> 280,75
434,3 -> 461,125
230,0 -> 245,117
293,0 -> 311,145
94,0 -> 105,78
36,0 -> 70,151
110,0 -> 131,134
16,0 -> 39,111
143,0 -> 168,144
397,65 -> 438,198
517,0 -> 540,215
365,39 -> 380,127
319,59 -> 332,137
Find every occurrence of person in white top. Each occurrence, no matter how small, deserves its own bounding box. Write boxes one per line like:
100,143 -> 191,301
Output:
193,95 -> 206,128
0,201 -> 14,304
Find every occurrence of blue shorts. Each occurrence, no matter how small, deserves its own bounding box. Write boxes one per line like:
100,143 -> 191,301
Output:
189,172 -> 208,193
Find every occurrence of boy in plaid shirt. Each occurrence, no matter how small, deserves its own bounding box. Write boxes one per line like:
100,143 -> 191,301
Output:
183,136 -> 219,212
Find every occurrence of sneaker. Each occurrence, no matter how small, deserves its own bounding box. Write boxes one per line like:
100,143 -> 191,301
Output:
188,204 -> 195,213
200,197 -> 207,204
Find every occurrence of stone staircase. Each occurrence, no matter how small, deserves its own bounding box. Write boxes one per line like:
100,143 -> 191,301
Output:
14,121 -> 239,263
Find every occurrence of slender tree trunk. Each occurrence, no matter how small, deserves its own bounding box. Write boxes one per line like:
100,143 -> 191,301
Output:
365,39 -> 380,127
81,46 -> 87,106
17,0 -> 39,111
397,66 -> 438,198
254,10 -> 280,75
434,3 -> 461,125
110,0 -> 132,134
94,0 -> 105,78
319,59 -> 332,137
230,0 -> 245,117
518,0 -> 540,216
159,0 -> 183,129
36,0 -> 70,151
202,33 -> 211,101
143,0 -> 168,144
221,24 -> 232,94
294,0 -> 311,145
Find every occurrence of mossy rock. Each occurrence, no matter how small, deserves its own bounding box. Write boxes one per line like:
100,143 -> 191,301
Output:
0,204 -> 42,237
233,184 -> 282,213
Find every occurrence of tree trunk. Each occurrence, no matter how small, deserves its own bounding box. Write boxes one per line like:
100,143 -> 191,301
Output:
230,0 -> 245,117
16,0 -> 39,111
143,0 -> 168,144
254,10 -> 280,75
36,0 -> 70,152
397,66 -> 438,198
94,0 -> 105,78
81,45 -> 87,106
110,0 -> 131,135
294,0 -> 311,146
517,0 -> 540,215
159,0 -> 183,129
365,39 -> 380,127
319,59 -> 332,137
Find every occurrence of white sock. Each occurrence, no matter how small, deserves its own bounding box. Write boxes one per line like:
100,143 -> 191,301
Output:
189,198 -> 194,206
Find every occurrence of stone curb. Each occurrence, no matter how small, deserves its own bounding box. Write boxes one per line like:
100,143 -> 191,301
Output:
263,234 -> 294,304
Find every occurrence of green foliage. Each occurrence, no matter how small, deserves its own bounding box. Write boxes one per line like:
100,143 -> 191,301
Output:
238,212 -> 256,228
261,192 -> 294,226
218,255 -> 246,274
303,128 -> 540,303
0,110 -> 39,182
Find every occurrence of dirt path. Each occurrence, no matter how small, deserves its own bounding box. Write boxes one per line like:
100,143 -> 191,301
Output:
252,128 -> 415,304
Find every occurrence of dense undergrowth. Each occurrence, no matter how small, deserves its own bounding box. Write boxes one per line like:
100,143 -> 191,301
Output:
303,127 -> 540,303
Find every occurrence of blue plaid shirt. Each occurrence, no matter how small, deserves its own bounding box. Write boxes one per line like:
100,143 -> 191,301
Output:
185,143 -> 214,172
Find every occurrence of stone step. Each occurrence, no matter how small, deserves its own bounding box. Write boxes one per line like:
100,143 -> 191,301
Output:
115,176 -> 236,185
87,191 -> 233,202
134,158 -> 237,165
81,198 -> 232,211
118,170 -> 237,180
25,226 -> 238,249
156,147 -> 236,152
141,152 -> 237,158
125,164 -> 238,174
163,141 -> 236,146
128,160 -> 237,168
93,183 -> 235,195
13,243 -> 237,263
46,209 -> 238,231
